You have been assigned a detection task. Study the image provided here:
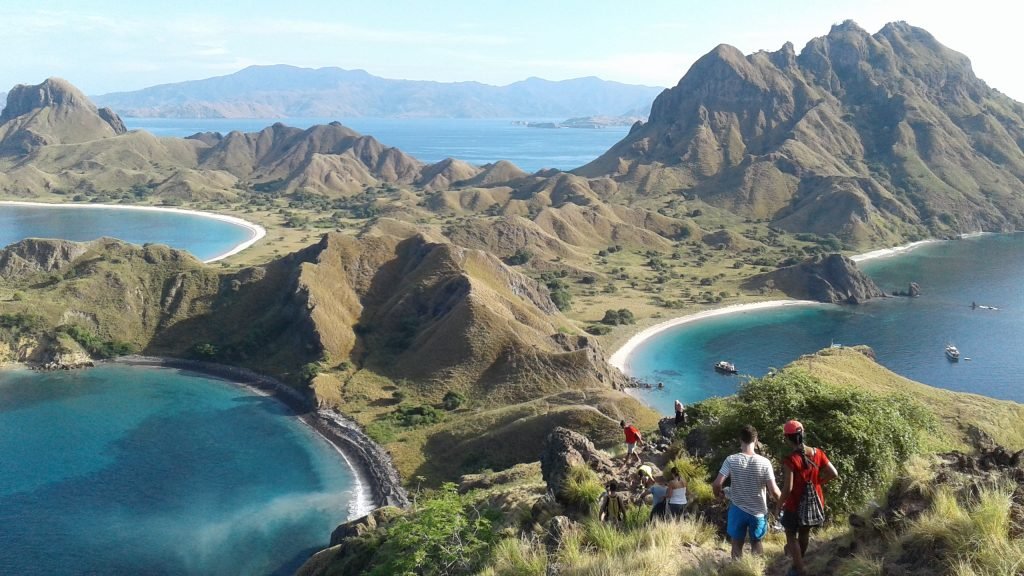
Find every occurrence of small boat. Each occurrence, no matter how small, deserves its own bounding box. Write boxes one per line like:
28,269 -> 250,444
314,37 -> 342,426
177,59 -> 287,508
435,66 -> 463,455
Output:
714,360 -> 738,374
945,345 -> 960,362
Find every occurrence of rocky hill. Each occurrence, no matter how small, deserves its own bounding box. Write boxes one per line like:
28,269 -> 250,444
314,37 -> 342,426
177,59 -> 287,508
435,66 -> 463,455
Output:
0,228 -> 656,481
0,78 -> 125,154
0,78 -> 498,200
577,21 -> 1024,246
741,253 -> 884,303
93,65 -> 663,119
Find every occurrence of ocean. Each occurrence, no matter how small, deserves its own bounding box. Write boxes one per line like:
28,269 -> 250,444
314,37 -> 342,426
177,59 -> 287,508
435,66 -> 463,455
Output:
123,117 -> 631,173
0,364 -> 360,576
622,233 -> 1024,414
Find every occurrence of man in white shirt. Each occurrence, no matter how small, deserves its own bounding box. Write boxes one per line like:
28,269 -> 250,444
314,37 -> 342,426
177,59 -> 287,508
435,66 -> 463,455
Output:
712,425 -> 782,559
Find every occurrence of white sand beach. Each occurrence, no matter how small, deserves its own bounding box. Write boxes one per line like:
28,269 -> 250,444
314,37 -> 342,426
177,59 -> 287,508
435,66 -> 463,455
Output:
0,200 -> 266,263
609,238 -> 945,374
849,239 -> 938,263
608,300 -> 823,373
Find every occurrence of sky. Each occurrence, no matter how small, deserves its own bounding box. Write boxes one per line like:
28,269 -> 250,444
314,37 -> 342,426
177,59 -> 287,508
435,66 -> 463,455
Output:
1,0 -> 1022,100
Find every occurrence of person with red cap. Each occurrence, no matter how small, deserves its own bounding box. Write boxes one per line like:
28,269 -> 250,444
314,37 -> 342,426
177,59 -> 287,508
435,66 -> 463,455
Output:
778,420 -> 839,576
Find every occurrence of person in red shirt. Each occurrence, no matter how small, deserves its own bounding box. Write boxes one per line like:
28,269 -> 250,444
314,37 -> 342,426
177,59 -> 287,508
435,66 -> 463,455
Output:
777,420 -> 839,576
619,419 -> 643,467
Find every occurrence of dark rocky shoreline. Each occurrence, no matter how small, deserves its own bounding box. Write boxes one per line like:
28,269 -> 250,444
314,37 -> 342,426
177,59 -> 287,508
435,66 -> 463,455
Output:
110,355 -> 410,511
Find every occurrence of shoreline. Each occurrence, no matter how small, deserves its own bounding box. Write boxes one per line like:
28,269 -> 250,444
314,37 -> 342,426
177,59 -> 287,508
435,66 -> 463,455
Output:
609,238 -> 943,375
608,300 -> 823,373
107,356 -> 409,516
0,200 -> 267,263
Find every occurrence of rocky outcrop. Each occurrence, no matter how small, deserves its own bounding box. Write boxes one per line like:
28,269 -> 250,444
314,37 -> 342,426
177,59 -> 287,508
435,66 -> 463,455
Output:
741,253 -> 884,303
328,506 -> 403,546
0,238 -> 91,280
540,427 -> 617,498
0,78 -> 126,153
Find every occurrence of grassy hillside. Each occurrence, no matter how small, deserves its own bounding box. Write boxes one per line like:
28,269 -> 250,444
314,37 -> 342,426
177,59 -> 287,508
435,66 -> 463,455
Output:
298,346 -> 1024,576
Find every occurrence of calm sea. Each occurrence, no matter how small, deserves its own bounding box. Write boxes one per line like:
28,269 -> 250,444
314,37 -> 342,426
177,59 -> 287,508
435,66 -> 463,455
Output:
0,364 -> 360,576
124,117 -> 630,173
624,233 -> 1024,413
0,204 -> 253,262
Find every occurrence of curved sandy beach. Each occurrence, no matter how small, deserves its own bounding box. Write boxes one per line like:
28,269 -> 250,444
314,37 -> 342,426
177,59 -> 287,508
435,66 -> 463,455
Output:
608,300 -> 823,372
609,238 -> 943,374
0,200 -> 266,263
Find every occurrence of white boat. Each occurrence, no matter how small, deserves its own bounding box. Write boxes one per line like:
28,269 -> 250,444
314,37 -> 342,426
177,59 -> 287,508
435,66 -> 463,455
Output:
714,360 -> 738,374
945,345 -> 960,362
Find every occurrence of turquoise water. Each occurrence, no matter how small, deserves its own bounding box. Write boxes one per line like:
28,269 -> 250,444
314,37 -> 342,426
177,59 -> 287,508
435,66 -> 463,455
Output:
124,117 -> 630,173
0,365 -> 358,575
625,233 -> 1024,414
0,204 -> 254,262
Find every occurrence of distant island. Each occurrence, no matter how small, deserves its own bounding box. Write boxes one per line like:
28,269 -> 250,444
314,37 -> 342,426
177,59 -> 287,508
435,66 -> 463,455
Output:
90,65 -> 661,119
512,115 -> 644,129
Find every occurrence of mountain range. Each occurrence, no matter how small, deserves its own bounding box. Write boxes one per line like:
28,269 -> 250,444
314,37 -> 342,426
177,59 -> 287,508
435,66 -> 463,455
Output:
577,20 -> 1024,245
90,65 -> 663,119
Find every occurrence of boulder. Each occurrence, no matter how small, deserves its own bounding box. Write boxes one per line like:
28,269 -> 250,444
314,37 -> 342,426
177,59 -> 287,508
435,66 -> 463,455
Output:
544,515 -> 579,550
540,427 -> 617,497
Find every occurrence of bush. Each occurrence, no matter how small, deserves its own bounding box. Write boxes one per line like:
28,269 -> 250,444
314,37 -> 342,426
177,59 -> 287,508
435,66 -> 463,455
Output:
395,404 -> 445,427
600,308 -> 635,326
369,483 -> 495,575
59,324 -> 136,358
442,390 -> 467,411
505,249 -> 532,266
689,369 -> 936,516
190,342 -> 218,360
550,288 -> 572,311
585,324 -> 612,336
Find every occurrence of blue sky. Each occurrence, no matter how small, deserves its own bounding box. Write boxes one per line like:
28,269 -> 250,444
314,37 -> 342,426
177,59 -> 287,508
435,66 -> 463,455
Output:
1,0 -> 1021,99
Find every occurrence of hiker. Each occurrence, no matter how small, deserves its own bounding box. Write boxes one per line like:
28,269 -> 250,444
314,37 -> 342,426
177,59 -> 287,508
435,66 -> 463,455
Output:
640,474 -> 669,522
674,399 -> 687,426
665,465 -> 688,519
712,424 -> 782,559
620,419 -> 643,467
632,463 -> 655,493
778,420 -> 839,576
599,480 -> 629,524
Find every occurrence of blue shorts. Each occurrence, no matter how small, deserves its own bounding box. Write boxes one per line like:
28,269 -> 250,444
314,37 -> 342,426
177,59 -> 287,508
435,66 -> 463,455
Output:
727,504 -> 767,542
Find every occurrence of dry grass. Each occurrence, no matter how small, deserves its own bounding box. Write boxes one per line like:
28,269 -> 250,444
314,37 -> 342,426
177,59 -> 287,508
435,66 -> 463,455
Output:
791,347 -> 1024,451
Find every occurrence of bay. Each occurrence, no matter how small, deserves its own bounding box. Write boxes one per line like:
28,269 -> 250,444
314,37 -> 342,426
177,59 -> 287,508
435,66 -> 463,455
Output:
623,233 -> 1024,414
0,203 -> 257,262
124,117 -> 631,173
0,364 -> 360,576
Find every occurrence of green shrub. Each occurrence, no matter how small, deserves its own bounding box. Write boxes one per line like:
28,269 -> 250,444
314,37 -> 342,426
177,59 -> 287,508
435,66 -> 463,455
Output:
58,324 -> 136,358
395,404 -> 445,427
442,390 -> 467,411
505,249 -> 532,266
689,369 -> 936,516
369,483 -> 494,575
585,324 -> 612,336
600,308 -> 635,325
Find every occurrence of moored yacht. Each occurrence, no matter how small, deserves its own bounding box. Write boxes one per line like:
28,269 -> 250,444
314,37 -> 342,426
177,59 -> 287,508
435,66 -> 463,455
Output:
945,344 -> 960,361
714,360 -> 738,374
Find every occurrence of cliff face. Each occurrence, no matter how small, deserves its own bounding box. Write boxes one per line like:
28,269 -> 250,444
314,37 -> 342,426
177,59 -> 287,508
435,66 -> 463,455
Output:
742,253 -> 884,303
577,21 -> 1024,245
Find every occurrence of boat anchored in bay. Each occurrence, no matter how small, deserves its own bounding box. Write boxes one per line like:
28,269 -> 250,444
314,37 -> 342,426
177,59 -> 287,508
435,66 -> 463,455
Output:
945,344 -> 961,362
714,360 -> 738,374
